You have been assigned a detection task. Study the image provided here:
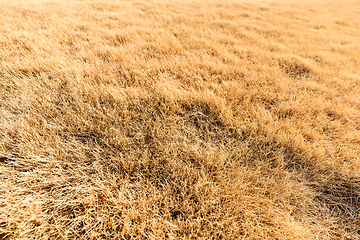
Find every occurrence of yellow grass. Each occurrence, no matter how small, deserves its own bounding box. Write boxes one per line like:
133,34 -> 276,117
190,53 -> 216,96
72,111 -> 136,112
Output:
0,0 -> 359,239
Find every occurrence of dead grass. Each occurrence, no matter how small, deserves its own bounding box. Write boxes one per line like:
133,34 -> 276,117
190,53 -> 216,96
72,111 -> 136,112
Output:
0,0 -> 359,239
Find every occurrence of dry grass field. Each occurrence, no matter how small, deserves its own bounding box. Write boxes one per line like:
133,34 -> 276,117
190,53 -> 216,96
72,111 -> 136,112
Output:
0,0 -> 360,239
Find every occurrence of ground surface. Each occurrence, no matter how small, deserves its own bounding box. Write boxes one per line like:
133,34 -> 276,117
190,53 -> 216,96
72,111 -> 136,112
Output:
0,0 -> 360,239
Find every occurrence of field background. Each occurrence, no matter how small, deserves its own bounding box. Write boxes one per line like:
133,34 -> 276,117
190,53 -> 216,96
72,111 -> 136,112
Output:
0,0 -> 359,239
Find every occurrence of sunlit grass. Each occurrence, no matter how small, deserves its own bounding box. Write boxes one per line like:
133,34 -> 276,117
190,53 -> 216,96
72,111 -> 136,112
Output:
0,0 -> 359,239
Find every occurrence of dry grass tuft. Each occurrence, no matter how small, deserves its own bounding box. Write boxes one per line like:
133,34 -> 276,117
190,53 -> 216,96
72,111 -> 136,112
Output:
0,0 -> 360,239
